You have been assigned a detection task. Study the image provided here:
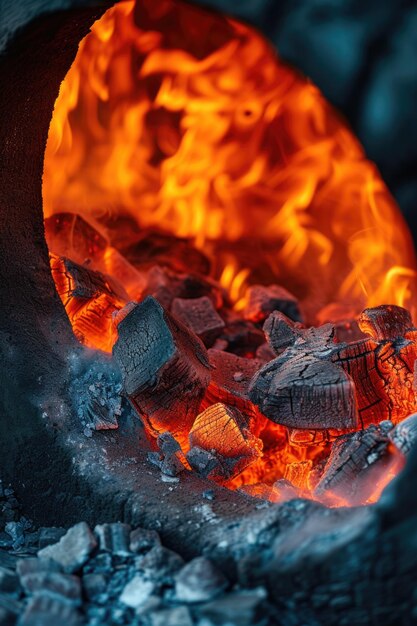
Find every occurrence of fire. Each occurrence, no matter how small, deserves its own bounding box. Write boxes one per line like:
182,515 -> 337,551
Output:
43,0 -> 417,506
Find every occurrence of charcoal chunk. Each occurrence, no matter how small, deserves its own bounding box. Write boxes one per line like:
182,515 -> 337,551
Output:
94,523 -> 131,556
113,297 -> 211,445
82,573 -> 107,601
38,523 -> 97,574
171,296 -> 225,346
389,413 -> 417,455
243,284 -> 302,323
119,575 -> 156,609
175,557 -> 228,603
129,528 -> 161,554
38,528 -> 66,550
19,594 -> 81,626
19,572 -> 81,605
196,587 -> 268,626
136,546 -> 184,583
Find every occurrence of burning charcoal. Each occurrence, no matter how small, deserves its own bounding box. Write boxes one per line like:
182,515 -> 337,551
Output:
263,311 -> 305,355
38,523 -> 97,574
19,594 -> 82,626
188,403 -> 262,481
171,296 -> 225,347
120,230 -> 211,276
113,297 -> 211,444
358,304 -> 413,341
94,523 -> 131,556
314,422 -> 397,504
389,413 -> 417,455
0,567 -> 19,593
38,528 -> 66,550
288,428 -> 328,446
142,265 -> 223,311
175,557 -> 228,603
136,546 -> 184,583
250,354 -> 358,430
50,255 -> 128,352
129,528 -> 161,555
332,308 -> 417,426
218,317 -> 265,356
19,572 -> 81,605
119,576 -> 156,609
243,284 -> 302,323
45,213 -> 108,262
255,342 -> 276,363
186,447 -> 221,478
204,349 -> 263,421
284,460 -> 313,490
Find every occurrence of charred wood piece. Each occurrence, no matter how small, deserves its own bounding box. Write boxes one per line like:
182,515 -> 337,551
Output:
120,230 -> 211,276
142,265 -> 223,311
218,313 -> 265,356
50,255 -> 128,352
314,421 -> 395,504
263,312 -> 306,355
358,304 -> 413,341
113,297 -> 211,444
389,413 -> 417,455
252,305 -> 417,430
249,334 -> 358,430
171,296 -> 225,347
243,284 -> 302,323
203,350 -> 263,423
188,403 -> 262,481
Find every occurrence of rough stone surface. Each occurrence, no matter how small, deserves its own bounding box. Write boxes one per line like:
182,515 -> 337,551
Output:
175,557 -> 228,603
38,523 -> 97,574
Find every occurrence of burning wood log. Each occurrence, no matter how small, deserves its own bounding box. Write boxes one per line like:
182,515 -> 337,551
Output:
249,323 -> 358,430
243,284 -> 302,324
314,421 -> 400,505
50,255 -> 128,352
171,296 -> 225,347
358,304 -> 413,341
112,296 -> 211,445
187,403 -> 262,482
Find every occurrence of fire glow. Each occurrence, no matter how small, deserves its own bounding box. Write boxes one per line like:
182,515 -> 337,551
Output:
43,0 -> 417,506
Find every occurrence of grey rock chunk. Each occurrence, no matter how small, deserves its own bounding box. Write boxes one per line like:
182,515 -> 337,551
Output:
17,558 -> 62,579
129,528 -> 161,554
94,523 -> 131,556
136,546 -> 184,583
19,594 -> 81,626
37,522 -> 97,574
19,572 -> 81,605
175,557 -> 228,603
119,575 -> 156,609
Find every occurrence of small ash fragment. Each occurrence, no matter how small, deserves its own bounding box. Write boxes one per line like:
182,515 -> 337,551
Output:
68,352 -> 133,436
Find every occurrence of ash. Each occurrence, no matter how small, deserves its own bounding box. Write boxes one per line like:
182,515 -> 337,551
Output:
68,352 -> 134,437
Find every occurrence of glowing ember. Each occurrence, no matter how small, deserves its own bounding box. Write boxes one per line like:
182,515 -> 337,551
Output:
42,0 -> 417,506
